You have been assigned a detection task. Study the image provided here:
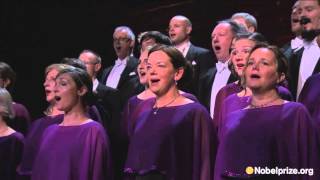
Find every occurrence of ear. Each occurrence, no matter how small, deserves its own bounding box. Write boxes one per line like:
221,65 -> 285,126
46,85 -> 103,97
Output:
277,72 -> 285,84
186,26 -> 192,35
174,67 -> 184,82
77,86 -> 88,97
248,26 -> 255,33
94,63 -> 101,72
3,79 -> 11,88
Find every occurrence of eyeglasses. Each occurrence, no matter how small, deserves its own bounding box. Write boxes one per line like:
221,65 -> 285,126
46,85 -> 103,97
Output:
113,37 -> 131,43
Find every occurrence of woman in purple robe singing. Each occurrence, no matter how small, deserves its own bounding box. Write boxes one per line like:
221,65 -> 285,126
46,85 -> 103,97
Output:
124,45 -> 217,180
0,88 -> 24,180
32,67 -> 112,180
215,44 -> 320,180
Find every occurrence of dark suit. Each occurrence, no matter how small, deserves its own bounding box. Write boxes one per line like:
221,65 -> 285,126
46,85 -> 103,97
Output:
288,47 -> 320,100
281,42 -> 294,60
183,44 -> 216,94
100,56 -> 144,109
197,67 -> 237,113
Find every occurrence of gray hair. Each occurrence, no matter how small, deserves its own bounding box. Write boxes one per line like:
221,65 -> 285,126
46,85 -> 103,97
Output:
231,12 -> 258,31
114,26 -> 135,41
0,88 -> 14,120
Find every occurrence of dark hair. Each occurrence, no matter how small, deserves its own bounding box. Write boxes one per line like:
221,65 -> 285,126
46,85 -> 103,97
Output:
217,19 -> 247,36
247,44 -> 288,84
148,45 -> 193,89
138,31 -> 172,51
0,62 -> 16,90
61,58 -> 87,70
56,67 -> 94,107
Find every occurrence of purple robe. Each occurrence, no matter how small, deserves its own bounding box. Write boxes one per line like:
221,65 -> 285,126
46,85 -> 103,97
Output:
215,102 -> 320,180
217,94 -> 250,140
32,121 -> 112,180
298,73 -> 320,123
17,115 -> 63,177
124,102 -> 217,180
213,82 -> 243,127
9,103 -> 31,136
0,132 -> 24,180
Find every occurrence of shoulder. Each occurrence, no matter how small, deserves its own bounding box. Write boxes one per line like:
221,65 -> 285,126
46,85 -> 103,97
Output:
190,44 -> 211,54
11,131 -> 25,142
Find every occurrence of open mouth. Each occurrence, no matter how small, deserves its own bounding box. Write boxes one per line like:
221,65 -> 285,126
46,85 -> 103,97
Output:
115,46 -> 122,51
169,33 -> 176,38
292,18 -> 299,23
54,96 -> 61,101
236,63 -> 245,68
250,74 -> 261,79
150,78 -> 160,85
139,71 -> 146,77
214,45 -> 221,51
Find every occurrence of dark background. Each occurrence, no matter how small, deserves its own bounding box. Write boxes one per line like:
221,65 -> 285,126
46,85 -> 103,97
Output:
0,0 -> 296,119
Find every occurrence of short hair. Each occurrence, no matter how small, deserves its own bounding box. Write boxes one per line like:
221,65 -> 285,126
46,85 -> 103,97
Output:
171,15 -> 192,27
80,49 -> 102,64
0,88 -> 15,122
45,63 -> 72,76
114,26 -> 135,41
231,12 -> 258,31
148,45 -> 193,89
56,67 -> 94,107
61,58 -> 86,70
137,31 -> 172,51
0,62 -> 16,89
217,19 -> 247,37
234,32 -> 268,44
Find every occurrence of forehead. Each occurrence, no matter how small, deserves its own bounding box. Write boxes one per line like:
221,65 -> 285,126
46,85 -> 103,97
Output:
148,50 -> 171,63
56,73 -> 73,81
139,50 -> 149,60
169,17 -> 187,25
234,39 -> 255,47
212,23 -> 232,34
298,0 -> 320,8
250,48 -> 275,60
113,30 -> 129,38
79,52 -> 96,61
47,68 -> 59,78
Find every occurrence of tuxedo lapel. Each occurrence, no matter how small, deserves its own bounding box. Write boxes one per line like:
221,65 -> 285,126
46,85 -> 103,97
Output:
288,47 -> 304,98
185,44 -> 196,62
117,56 -> 138,88
100,66 -> 113,84
312,57 -> 320,74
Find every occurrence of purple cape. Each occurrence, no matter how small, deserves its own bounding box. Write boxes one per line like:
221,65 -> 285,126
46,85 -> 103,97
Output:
215,102 -> 320,180
298,73 -> 320,123
124,102 -> 217,180
32,121 -> 112,180
17,114 -> 63,177
0,132 -> 24,180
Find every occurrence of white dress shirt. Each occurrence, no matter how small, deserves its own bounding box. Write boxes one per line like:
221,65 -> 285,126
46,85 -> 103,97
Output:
175,41 -> 191,57
210,61 -> 231,118
291,37 -> 304,52
93,78 -> 99,92
297,38 -> 320,99
105,57 -> 128,89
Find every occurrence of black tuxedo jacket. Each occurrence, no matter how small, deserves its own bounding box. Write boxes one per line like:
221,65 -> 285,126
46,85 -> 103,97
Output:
281,42 -> 294,60
100,56 -> 144,108
288,47 -> 320,100
197,67 -> 237,113
183,44 -> 216,94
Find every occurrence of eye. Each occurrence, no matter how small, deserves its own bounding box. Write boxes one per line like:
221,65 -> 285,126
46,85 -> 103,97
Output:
146,64 -> 152,70
247,59 -> 254,66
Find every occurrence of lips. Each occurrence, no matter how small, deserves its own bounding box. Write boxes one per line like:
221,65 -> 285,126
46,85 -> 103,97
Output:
236,63 -> 245,68
150,78 -> 160,86
54,96 -> 61,101
139,71 -> 146,77
250,74 -> 261,79
214,45 -> 221,51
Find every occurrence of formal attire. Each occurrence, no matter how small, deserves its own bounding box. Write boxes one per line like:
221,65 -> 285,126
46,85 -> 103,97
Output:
32,121 -> 112,180
176,42 -> 215,94
124,101 -> 217,180
215,102 -> 320,180
9,102 -> 31,136
281,36 -> 303,60
298,73 -> 320,123
198,65 -> 237,118
100,56 -> 143,109
288,39 -> 320,100
0,132 -> 24,180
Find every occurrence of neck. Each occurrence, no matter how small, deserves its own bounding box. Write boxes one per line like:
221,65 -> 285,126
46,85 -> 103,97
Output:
0,119 -> 9,136
138,88 -> 155,100
174,38 -> 190,47
62,104 -> 88,126
155,86 -> 180,107
250,88 -> 280,107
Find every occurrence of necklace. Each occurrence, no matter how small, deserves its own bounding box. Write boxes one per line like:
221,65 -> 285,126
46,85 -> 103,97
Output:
153,95 -> 180,115
249,96 -> 280,109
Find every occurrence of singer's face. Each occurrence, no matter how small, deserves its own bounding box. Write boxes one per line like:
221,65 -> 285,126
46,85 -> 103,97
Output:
297,0 -> 320,31
291,1 -> 302,35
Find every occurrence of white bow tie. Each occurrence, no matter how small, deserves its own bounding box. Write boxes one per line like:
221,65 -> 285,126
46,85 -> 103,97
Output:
291,38 -> 303,51
115,59 -> 126,66
216,62 -> 228,73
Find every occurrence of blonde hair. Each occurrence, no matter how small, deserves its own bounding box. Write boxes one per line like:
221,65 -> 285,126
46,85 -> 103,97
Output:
0,88 -> 14,120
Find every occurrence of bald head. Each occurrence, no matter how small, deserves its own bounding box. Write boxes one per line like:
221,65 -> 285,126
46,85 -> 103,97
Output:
168,15 -> 192,45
